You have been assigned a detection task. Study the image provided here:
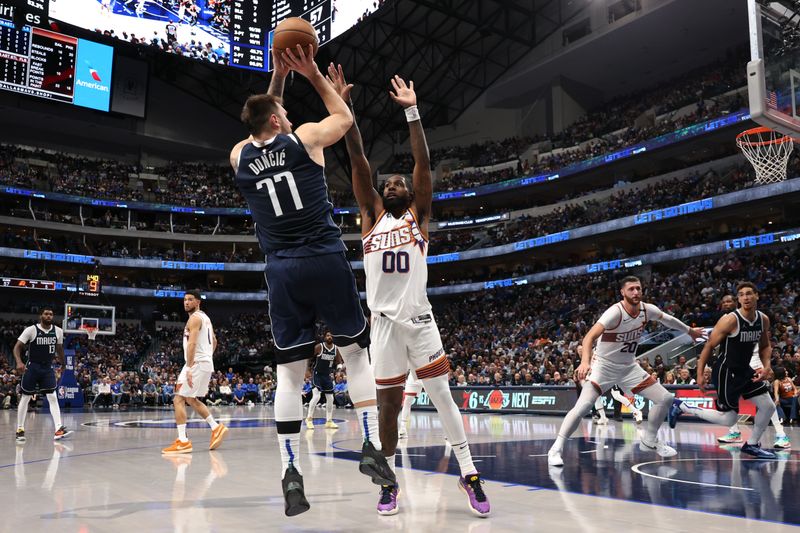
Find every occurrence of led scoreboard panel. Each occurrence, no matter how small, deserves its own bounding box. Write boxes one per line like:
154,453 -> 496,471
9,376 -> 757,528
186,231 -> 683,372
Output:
0,18 -> 113,110
230,0 -> 331,71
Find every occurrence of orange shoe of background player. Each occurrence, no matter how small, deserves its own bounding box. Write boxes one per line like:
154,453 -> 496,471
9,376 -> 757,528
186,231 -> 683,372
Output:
162,439 -> 193,455
209,424 -> 228,450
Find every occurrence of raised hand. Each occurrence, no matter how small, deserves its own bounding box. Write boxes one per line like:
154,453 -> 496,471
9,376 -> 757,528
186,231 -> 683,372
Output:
281,44 -> 320,80
389,75 -> 417,108
326,63 -> 354,102
272,48 -> 290,78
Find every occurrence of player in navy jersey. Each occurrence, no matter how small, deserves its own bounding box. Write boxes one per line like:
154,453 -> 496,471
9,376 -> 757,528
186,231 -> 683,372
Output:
305,331 -> 342,430
229,46 -> 393,516
669,282 -> 778,459
13,307 -> 71,442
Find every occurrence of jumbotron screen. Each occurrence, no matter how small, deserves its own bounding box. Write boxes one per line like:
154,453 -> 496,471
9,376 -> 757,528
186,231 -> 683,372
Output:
49,0 -> 383,71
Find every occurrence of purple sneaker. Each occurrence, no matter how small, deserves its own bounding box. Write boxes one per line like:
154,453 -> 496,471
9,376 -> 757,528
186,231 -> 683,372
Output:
458,473 -> 490,517
377,485 -> 399,515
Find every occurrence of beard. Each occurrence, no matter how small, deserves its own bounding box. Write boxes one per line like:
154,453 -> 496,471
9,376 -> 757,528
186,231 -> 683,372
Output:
382,194 -> 410,211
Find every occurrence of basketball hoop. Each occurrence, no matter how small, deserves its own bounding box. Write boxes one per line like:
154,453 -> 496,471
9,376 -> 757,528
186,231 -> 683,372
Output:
736,126 -> 796,184
81,325 -> 98,341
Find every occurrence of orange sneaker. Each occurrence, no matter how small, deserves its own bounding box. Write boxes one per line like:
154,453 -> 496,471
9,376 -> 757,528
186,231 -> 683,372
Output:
209,424 -> 229,450
162,439 -> 192,455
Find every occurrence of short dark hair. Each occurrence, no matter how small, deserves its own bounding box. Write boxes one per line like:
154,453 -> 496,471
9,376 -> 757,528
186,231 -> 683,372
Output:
185,289 -> 202,301
619,275 -> 641,288
40,306 -> 54,315
775,366 -> 787,380
241,94 -> 282,135
383,174 -> 413,193
736,281 -> 758,295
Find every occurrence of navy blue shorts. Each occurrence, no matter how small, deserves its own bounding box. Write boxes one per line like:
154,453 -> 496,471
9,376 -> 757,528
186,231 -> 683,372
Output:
21,361 -> 57,395
712,362 -> 769,412
265,251 -> 369,364
312,373 -> 335,393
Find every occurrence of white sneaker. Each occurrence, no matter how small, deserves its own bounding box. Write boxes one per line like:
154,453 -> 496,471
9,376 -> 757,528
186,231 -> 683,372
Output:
596,417 -> 608,426
633,410 -> 643,424
547,450 -> 564,467
640,437 -> 677,457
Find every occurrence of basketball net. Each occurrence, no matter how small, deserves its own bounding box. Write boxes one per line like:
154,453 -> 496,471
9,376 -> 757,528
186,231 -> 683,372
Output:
81,325 -> 98,341
736,126 -> 795,184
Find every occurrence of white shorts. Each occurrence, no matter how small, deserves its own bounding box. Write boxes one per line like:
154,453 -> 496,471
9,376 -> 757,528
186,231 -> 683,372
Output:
371,313 -> 448,388
586,358 -> 655,395
176,361 -> 213,398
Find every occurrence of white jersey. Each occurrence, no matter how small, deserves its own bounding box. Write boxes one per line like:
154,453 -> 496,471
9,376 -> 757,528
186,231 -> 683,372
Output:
595,302 -> 664,364
363,208 -> 432,322
183,310 -> 214,364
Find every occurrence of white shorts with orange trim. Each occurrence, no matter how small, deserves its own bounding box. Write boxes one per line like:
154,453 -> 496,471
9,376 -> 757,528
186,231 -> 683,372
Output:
371,313 -> 447,389
176,361 -> 214,398
587,358 -> 654,395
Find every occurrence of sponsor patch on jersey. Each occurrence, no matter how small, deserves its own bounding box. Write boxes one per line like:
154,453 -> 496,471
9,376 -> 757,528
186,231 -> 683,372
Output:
412,313 -> 433,324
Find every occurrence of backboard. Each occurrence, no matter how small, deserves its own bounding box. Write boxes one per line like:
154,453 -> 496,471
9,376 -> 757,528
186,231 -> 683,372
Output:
63,303 -> 116,338
747,0 -> 800,134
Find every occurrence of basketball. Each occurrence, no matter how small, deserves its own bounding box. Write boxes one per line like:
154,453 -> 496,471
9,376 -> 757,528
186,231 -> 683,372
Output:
273,17 -> 319,57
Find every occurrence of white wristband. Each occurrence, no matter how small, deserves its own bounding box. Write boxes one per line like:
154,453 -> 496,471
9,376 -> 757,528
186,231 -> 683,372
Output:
404,105 -> 420,122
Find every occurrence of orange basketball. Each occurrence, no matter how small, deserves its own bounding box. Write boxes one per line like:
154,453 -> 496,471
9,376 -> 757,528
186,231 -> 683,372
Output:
273,17 -> 319,57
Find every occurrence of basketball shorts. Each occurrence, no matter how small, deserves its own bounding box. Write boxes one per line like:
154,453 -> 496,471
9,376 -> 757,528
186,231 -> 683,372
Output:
265,252 -> 369,364
21,361 -> 57,395
176,361 -> 213,398
586,358 -> 655,395
404,370 -> 424,396
371,312 -> 449,389
312,372 -> 335,393
712,361 -> 769,412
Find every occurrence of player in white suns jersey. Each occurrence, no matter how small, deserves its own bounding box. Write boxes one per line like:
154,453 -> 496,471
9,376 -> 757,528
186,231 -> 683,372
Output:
329,65 -> 489,518
548,276 -> 705,467
163,290 -> 228,455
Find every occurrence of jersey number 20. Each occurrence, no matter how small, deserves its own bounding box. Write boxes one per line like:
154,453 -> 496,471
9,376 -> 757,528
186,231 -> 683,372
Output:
256,171 -> 304,216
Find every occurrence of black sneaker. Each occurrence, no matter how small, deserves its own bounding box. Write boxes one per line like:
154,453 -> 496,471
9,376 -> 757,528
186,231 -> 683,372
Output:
54,426 -> 73,440
359,441 -> 397,486
15,428 -> 25,443
281,465 -> 310,517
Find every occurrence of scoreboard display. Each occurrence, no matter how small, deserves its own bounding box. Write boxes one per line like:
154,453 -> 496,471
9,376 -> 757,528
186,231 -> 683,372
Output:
78,273 -> 102,297
0,18 -> 113,110
0,277 -> 56,290
230,0 -> 332,72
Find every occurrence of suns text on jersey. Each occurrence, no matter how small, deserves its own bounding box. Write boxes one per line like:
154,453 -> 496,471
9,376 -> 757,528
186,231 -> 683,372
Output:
363,227 -> 414,254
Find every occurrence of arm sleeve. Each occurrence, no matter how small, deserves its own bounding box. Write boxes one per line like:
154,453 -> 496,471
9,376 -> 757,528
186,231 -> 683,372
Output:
597,306 -> 622,330
646,303 -> 690,333
56,327 -> 64,344
17,326 -> 35,344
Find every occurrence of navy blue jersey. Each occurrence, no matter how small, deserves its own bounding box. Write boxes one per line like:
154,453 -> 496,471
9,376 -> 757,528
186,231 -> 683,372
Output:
314,343 -> 337,375
718,310 -> 765,370
235,134 -> 345,257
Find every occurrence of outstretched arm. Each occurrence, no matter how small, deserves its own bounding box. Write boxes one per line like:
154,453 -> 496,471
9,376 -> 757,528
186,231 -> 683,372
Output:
325,63 -> 382,226
283,45 -> 353,159
267,49 -> 289,99
390,75 -> 432,228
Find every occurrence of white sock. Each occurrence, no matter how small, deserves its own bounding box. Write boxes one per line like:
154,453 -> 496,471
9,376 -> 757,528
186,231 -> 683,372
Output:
278,433 -> 302,475
771,411 -> 785,437
594,396 -> 607,419
747,393 -> 777,445
453,440 -> 477,477
17,395 -> 31,429
205,415 -> 219,431
386,454 -> 396,475
551,435 -> 566,454
400,394 -> 415,427
356,406 -> 381,449
610,388 -> 634,409
177,423 -> 188,442
307,388 -> 321,420
325,393 -> 334,421
46,393 -> 62,429
728,424 -> 741,434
